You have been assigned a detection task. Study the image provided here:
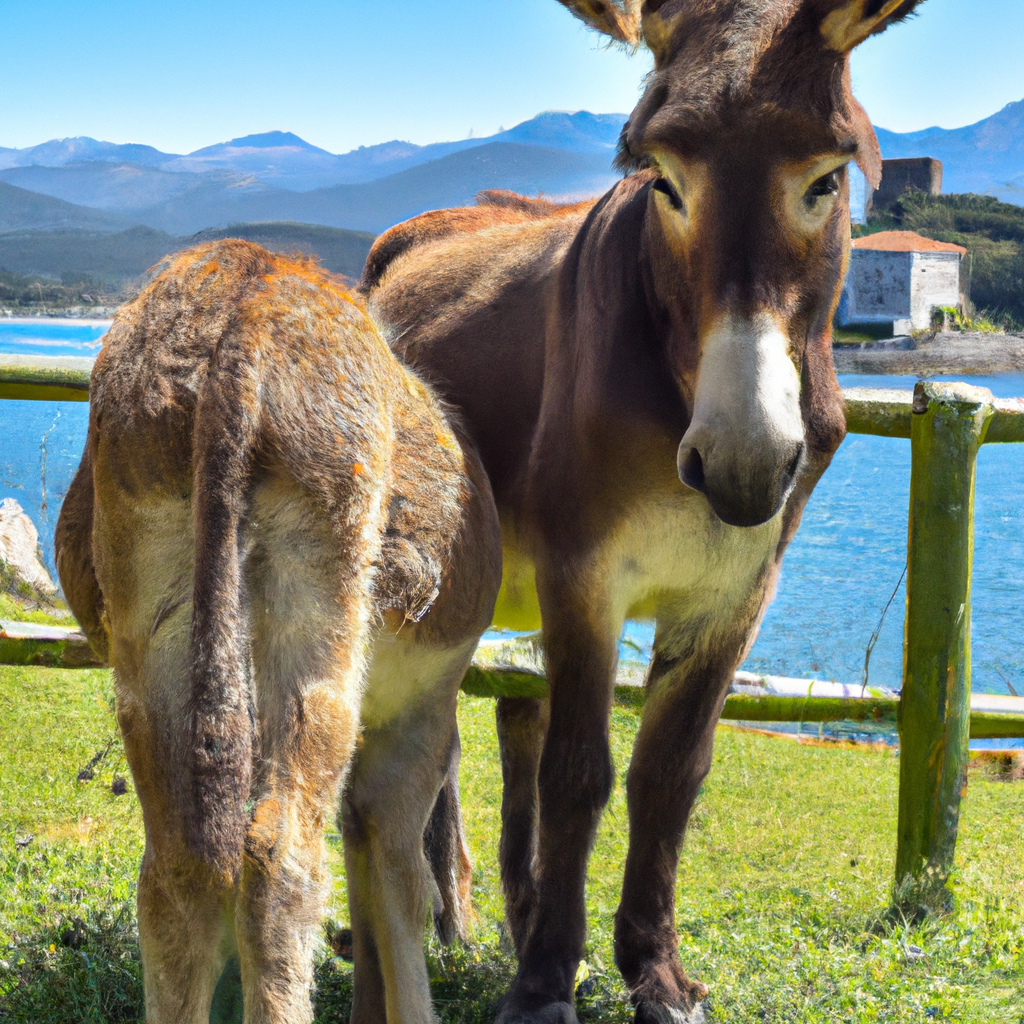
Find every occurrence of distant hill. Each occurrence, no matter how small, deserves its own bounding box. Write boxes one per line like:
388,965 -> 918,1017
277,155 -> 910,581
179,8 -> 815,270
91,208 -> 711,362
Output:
877,99 -> 1024,205
163,131 -> 368,191
0,180 -> 134,233
0,112 -> 628,194
184,222 -> 375,280
0,136 -> 178,170
0,162 -> 212,211
494,111 -> 624,154
3,100 -> 1018,276
0,225 -> 176,282
0,221 -> 376,286
133,142 -> 618,235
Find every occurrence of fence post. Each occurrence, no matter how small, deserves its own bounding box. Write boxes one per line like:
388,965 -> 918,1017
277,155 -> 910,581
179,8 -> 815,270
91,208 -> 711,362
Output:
895,381 -> 994,911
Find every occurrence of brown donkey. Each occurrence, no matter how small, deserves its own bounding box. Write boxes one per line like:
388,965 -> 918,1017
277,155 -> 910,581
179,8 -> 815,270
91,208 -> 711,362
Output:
55,240 -> 501,1024
362,2 -> 925,1021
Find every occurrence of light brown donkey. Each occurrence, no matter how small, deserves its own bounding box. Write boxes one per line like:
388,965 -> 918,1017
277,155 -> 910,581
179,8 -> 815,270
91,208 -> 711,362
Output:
362,2 -> 926,1021
55,239 -> 501,1024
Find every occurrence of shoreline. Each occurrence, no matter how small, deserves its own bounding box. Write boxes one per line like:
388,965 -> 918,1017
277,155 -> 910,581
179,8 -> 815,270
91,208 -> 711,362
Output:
833,331 -> 1024,376
0,315 -> 114,327
4,321 -> 1024,377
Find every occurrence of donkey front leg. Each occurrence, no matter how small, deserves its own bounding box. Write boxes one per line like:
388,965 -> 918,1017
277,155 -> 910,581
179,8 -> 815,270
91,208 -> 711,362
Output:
614,621 -> 752,1024
498,581 -> 618,1024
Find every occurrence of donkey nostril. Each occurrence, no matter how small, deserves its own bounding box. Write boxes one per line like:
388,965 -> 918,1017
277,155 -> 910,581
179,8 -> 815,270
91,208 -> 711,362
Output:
680,447 -> 707,493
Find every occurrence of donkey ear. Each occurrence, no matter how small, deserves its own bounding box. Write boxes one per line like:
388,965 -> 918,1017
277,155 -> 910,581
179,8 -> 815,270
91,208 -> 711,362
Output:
555,0 -> 642,46
819,0 -> 925,53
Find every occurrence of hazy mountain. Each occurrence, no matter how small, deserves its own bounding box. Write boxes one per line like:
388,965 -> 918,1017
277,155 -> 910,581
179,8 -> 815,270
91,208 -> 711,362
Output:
0,221 -> 375,285
0,112 -> 628,194
185,222 -> 375,279
133,142 -> 619,235
0,180 -> 135,234
162,131 -> 363,191
877,98 -> 1024,204
0,162 -> 212,211
6,98 -> 1018,255
0,136 -> 178,171
494,111 -> 624,154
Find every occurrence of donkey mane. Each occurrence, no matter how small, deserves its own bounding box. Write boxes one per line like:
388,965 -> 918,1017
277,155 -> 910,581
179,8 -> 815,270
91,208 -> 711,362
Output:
361,190 -> 594,292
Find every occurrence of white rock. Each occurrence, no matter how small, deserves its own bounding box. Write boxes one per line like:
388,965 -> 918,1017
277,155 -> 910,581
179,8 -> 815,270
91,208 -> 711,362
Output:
0,498 -> 57,595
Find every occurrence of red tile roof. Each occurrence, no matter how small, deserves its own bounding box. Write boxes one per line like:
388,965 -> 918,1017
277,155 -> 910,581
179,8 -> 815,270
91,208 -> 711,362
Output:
852,231 -> 967,255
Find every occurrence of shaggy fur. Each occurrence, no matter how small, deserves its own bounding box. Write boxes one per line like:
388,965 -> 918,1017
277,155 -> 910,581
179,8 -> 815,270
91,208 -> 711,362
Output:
361,2 -> 925,1022
55,240 -> 501,1024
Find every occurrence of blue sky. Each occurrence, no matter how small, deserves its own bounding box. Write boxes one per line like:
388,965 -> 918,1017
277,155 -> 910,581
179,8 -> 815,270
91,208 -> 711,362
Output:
1,0 -> 1022,154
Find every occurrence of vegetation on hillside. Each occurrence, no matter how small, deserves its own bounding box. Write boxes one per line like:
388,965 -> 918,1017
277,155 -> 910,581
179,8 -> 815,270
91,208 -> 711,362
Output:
0,222 -> 376,308
184,222 -> 376,282
0,269 -> 120,312
0,227 -> 176,294
855,192 -> 1024,330
1,670 -> 1022,1023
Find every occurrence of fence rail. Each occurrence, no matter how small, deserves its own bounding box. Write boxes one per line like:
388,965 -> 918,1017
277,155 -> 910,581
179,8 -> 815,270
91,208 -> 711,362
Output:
2,355 -> 1023,910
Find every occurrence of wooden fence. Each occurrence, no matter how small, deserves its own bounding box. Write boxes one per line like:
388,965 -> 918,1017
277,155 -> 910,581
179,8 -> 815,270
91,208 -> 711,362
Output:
3,356 -> 1024,909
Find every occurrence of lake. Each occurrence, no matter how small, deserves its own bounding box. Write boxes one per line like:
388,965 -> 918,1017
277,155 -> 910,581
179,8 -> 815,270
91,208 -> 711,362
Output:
2,319 -> 1023,706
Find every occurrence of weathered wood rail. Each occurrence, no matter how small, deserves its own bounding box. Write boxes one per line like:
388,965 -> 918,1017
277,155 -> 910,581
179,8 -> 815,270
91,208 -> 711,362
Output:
3,355 -> 1023,910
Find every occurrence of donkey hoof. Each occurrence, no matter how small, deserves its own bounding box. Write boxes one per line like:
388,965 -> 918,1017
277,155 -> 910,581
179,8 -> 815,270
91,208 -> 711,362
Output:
495,999 -> 579,1024
634,997 -> 707,1024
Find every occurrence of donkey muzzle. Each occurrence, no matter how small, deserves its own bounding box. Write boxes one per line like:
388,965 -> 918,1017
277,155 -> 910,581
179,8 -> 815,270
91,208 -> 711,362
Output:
678,433 -> 804,527
678,313 -> 805,528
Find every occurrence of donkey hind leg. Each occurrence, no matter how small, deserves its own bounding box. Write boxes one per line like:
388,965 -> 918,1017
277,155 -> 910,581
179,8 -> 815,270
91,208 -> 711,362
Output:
494,695 -> 550,956
343,640 -> 475,1024
235,484 -> 369,1024
97,500 -> 232,1024
129,656 -> 236,1024
423,726 -> 473,945
614,620 -> 750,1024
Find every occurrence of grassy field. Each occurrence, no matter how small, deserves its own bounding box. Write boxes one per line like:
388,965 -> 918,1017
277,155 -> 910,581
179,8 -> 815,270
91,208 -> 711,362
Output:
1,665 -> 1022,1023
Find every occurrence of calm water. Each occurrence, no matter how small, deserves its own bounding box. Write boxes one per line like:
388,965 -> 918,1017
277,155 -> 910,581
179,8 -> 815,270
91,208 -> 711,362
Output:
2,321 -> 1023,702
0,319 -> 109,358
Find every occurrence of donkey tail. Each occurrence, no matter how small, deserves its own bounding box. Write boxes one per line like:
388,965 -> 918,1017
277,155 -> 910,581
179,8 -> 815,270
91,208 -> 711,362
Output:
182,356 -> 261,879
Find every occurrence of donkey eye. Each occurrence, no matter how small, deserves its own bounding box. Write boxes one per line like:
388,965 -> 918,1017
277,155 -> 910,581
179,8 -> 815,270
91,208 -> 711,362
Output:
804,171 -> 839,208
653,177 -> 683,211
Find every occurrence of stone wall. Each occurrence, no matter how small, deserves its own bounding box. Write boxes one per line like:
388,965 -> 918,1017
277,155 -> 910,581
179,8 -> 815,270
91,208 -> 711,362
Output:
866,157 -> 943,217
909,252 -> 961,331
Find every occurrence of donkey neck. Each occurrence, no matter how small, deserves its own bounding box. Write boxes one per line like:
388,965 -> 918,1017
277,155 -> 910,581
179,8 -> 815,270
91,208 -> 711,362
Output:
541,173 -> 686,453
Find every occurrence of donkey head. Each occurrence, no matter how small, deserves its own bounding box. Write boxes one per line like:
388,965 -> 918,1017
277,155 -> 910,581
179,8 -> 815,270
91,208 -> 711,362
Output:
559,0 -> 923,526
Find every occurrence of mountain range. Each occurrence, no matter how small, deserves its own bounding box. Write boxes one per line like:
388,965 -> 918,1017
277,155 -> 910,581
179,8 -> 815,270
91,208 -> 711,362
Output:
876,98 -> 1024,206
0,103 -> 1020,284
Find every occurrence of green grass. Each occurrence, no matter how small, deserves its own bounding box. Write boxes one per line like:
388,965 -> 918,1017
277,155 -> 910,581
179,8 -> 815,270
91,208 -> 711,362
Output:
1,668 -> 1022,1023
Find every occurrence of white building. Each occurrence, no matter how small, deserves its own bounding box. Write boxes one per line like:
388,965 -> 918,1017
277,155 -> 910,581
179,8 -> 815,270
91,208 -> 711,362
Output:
838,231 -> 967,336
